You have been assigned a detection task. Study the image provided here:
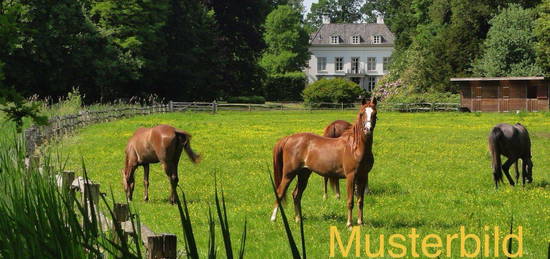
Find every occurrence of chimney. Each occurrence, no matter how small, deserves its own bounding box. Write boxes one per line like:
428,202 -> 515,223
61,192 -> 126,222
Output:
376,15 -> 384,24
322,15 -> 331,24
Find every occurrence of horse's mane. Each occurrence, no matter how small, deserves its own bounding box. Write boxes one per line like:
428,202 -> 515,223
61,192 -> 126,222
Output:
339,114 -> 363,151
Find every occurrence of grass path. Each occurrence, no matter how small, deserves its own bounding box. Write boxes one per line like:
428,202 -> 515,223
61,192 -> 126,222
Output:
57,111 -> 550,258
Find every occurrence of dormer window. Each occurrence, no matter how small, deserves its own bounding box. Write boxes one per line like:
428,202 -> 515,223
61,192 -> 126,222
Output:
373,35 -> 382,44
330,36 -> 340,44
352,35 -> 361,44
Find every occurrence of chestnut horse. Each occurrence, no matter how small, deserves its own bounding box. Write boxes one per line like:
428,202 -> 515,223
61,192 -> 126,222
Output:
271,98 -> 377,227
488,123 -> 533,189
122,124 -> 200,203
322,120 -> 351,200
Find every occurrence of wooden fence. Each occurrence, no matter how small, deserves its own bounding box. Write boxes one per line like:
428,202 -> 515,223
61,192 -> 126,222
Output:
24,105 -> 169,160
168,101 -> 460,113
55,170 -> 177,259
24,101 -> 459,157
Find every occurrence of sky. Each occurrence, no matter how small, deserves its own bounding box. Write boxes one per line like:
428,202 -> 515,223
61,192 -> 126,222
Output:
303,0 -> 318,14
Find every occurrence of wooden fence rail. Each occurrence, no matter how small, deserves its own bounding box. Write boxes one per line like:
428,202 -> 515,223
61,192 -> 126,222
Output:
51,171 -> 177,259
168,101 -> 460,113
24,104 -> 169,160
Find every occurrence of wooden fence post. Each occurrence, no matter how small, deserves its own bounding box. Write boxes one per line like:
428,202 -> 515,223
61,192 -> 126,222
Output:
113,203 -> 130,252
169,101 -> 174,112
147,234 -> 177,259
57,171 -> 75,189
212,101 -> 217,114
82,181 -> 101,221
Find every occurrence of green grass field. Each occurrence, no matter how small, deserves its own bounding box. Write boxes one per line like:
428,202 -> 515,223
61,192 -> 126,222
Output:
56,111 -> 550,258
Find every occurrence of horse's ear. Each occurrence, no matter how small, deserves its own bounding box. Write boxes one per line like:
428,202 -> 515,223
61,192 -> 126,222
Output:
361,98 -> 367,105
370,95 -> 377,106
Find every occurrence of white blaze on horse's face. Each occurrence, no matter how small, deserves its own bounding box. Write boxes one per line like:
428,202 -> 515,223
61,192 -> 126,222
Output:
364,107 -> 374,133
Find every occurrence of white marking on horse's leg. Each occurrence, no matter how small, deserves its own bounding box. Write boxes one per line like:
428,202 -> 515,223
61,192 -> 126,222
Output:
270,207 -> 278,221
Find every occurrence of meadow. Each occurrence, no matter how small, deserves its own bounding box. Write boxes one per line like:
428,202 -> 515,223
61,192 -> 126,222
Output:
55,110 -> 550,258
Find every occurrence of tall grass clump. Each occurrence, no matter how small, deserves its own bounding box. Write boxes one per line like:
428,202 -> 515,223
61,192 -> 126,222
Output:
0,132 -> 141,258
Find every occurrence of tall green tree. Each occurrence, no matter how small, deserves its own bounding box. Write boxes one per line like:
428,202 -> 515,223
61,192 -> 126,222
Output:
1,0 -> 121,101
306,0 -> 363,31
472,4 -> 543,76
205,0 -> 271,97
534,0 -> 550,75
260,5 -> 309,74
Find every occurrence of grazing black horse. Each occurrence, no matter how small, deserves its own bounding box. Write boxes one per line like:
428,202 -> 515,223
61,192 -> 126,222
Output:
488,123 -> 533,188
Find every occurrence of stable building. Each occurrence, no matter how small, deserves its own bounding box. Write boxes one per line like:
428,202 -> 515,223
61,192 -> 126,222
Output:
451,77 -> 549,112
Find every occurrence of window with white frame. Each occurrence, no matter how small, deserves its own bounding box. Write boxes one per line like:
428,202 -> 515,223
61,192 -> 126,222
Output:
367,76 -> 376,92
351,57 -> 360,73
373,35 -> 382,44
330,35 -> 340,44
383,57 -> 391,71
335,57 -> 344,71
367,57 -> 376,71
317,57 -> 327,71
352,35 -> 360,44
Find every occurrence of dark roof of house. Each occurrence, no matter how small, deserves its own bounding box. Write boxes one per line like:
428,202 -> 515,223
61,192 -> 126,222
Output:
310,23 -> 394,45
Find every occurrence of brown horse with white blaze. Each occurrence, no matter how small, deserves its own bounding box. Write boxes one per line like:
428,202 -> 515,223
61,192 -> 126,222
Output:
122,124 -> 200,204
271,98 -> 378,227
322,120 -> 352,200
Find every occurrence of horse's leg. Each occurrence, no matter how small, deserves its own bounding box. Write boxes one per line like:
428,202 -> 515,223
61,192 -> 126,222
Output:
292,169 -> 311,222
125,165 -> 138,201
521,159 -> 527,185
271,169 -> 297,221
323,177 -> 329,200
333,177 -> 341,199
162,162 -> 179,204
345,173 -> 355,228
143,164 -> 150,201
514,161 -> 520,184
501,158 -> 516,186
355,173 -> 368,225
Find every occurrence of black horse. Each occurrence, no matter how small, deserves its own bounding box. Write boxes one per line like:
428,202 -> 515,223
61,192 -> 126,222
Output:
488,123 -> 533,188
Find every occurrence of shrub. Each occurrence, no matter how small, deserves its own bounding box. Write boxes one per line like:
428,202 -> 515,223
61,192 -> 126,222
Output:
226,96 -> 266,104
302,78 -> 363,107
264,72 -> 306,101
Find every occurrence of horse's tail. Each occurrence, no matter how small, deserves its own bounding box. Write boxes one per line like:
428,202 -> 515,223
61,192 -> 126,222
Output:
488,127 -> 503,185
273,137 -> 287,191
175,130 -> 201,164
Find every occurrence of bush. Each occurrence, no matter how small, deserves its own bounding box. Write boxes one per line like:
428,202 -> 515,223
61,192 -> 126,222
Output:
264,72 -> 306,101
226,96 -> 266,104
302,78 -> 363,107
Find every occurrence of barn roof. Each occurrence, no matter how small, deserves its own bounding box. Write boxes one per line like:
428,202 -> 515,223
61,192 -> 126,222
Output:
450,77 -> 545,82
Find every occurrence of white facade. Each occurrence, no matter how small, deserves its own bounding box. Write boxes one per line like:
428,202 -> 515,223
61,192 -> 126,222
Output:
305,22 -> 395,92
306,46 -> 393,91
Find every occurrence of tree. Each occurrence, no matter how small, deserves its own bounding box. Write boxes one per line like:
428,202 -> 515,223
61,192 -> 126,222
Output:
1,0 -> 122,101
534,0 -> 550,75
472,4 -> 543,77
205,0 -> 271,97
306,0 -> 363,31
260,5 -> 310,74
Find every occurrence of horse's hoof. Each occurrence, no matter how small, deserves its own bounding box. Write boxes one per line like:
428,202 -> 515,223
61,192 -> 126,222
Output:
323,194 -> 327,200
295,217 -> 301,223
346,222 -> 353,229
357,220 -> 363,225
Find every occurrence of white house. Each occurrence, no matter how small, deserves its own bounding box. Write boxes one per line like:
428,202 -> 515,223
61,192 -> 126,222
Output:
305,17 -> 395,92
